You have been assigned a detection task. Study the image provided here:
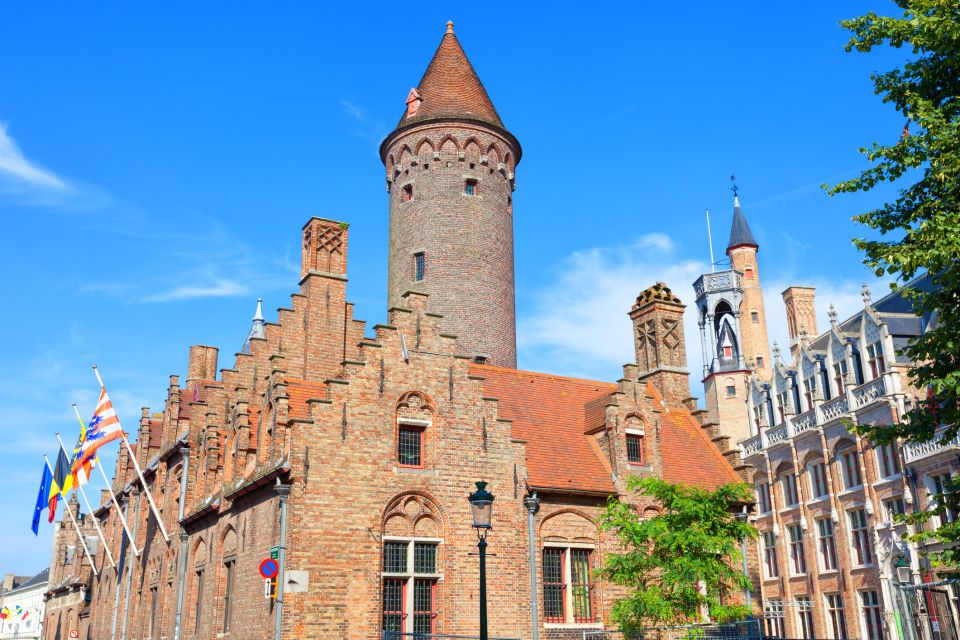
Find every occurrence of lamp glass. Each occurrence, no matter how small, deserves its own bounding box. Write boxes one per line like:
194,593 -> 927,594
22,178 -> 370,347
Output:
468,481 -> 495,529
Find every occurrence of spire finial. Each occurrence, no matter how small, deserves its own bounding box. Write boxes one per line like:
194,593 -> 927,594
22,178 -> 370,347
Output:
730,174 -> 740,205
861,283 -> 872,306
446,20 -> 454,34
828,304 -> 838,325
253,297 -> 264,321
772,340 -> 781,360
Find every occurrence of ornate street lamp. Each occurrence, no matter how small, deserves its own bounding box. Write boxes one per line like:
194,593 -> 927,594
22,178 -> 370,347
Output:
468,481 -> 495,640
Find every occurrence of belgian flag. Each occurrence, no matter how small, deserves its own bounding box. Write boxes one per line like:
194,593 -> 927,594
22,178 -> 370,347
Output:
48,449 -> 72,523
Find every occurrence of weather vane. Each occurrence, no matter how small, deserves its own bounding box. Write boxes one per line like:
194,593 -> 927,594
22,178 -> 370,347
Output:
730,174 -> 739,198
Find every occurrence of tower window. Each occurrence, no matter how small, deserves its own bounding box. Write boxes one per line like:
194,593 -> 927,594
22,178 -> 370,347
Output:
465,179 -> 478,196
751,311 -> 759,323
756,356 -> 764,369
745,267 -> 754,280
414,253 -> 425,281
723,346 -> 732,358
401,184 -> 413,202
726,385 -> 736,397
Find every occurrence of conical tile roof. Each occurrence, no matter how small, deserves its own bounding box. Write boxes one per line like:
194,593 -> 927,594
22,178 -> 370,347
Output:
727,195 -> 758,250
396,22 -> 504,131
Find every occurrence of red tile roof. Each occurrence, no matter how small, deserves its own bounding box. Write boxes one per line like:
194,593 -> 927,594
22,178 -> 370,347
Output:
397,25 -> 504,131
470,365 -> 741,495
646,385 -> 741,491
470,365 -> 617,494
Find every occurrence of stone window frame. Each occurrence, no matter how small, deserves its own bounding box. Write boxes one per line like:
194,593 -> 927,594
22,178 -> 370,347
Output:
542,541 -> 599,628
381,535 -> 444,635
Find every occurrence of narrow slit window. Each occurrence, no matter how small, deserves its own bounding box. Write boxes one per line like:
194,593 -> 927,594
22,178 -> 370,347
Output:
414,253 -> 425,282
465,179 -> 478,196
401,184 -> 413,202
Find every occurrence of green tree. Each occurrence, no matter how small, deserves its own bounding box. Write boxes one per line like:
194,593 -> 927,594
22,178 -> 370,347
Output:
826,2 -> 960,567
598,477 -> 756,631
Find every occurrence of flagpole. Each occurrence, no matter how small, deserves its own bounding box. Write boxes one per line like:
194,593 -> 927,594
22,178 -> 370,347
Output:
55,432 -> 116,569
73,403 -> 140,557
42,454 -> 98,578
93,365 -> 170,543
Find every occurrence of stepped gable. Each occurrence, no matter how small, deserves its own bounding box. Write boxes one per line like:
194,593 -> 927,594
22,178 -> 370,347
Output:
396,22 -> 504,131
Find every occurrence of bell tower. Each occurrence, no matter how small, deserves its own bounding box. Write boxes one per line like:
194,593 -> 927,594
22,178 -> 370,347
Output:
379,22 -> 521,367
694,192 -> 772,444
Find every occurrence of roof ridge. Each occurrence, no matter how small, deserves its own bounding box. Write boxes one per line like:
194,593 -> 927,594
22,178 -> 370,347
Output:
470,364 -> 617,388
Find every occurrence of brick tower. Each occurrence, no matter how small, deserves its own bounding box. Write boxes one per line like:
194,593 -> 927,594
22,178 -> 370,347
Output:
726,195 -> 771,378
380,21 -> 521,367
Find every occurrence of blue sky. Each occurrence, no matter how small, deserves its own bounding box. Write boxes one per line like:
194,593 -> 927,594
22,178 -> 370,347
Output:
1,2 -> 907,573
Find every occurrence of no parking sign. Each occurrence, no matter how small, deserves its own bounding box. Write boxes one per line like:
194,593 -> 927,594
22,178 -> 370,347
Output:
259,558 -> 279,579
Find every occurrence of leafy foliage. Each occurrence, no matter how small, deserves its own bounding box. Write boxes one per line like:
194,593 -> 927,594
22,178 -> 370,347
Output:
598,477 -> 756,630
826,1 -> 960,566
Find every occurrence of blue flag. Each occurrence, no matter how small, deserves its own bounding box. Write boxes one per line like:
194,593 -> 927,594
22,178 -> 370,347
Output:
32,463 -> 53,535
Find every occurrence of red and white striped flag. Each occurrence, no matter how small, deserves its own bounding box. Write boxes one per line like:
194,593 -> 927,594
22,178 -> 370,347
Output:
77,387 -> 125,467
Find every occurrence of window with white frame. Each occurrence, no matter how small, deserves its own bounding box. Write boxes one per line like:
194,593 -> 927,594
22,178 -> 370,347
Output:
543,545 -> 595,624
840,449 -> 863,489
788,523 -> 806,575
826,593 -> 848,640
875,441 -> 901,479
762,531 -> 779,579
781,473 -> 799,507
866,341 -> 886,378
883,497 -> 906,523
803,375 -> 817,409
797,597 -> 815,640
860,590 -> 884,640
817,517 -> 838,571
757,481 -> 772,513
848,508 -> 873,566
382,538 -> 441,635
833,359 -> 849,394
763,600 -> 785,638
929,473 -> 956,526
808,461 -> 829,499
776,390 -> 790,422
626,424 -> 645,465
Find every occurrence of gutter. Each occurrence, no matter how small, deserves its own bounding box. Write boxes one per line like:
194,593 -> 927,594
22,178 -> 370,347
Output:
173,448 -> 190,640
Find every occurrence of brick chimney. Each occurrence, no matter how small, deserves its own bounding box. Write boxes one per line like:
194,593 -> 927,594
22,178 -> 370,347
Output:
629,282 -> 691,406
782,286 -> 817,360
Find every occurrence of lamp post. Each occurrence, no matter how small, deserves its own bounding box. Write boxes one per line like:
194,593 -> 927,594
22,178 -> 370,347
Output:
468,481 -> 495,640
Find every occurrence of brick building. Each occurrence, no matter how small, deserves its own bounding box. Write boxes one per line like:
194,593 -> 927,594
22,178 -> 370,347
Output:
694,196 -> 947,640
44,23 -> 744,640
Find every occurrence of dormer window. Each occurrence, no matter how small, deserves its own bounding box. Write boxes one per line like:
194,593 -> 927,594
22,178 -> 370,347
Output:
465,179 -> 478,196
626,432 -> 644,465
867,341 -> 886,378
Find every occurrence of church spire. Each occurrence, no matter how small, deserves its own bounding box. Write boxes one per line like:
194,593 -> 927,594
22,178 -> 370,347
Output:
727,193 -> 758,252
241,298 -> 266,354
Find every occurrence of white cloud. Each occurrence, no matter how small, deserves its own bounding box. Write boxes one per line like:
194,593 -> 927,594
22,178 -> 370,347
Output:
141,276 -> 250,303
518,234 -> 707,382
0,123 -> 68,191
340,100 -> 364,120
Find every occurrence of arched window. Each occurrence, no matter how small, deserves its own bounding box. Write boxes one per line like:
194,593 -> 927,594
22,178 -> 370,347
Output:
540,511 -> 599,624
381,493 -> 445,635
192,538 -> 207,635
220,528 -> 238,633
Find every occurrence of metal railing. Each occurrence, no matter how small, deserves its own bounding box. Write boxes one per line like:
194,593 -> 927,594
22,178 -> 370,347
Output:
584,620 -> 764,640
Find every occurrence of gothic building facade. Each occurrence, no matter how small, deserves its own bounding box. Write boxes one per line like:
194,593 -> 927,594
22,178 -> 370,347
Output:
694,198 -> 946,640
43,24 -> 742,640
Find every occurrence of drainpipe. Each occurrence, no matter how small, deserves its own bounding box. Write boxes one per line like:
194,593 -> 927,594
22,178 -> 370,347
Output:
274,481 -> 290,640
111,494 -> 133,640
735,506 -> 752,612
524,493 -> 540,640
120,490 -> 141,640
173,449 -> 190,640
